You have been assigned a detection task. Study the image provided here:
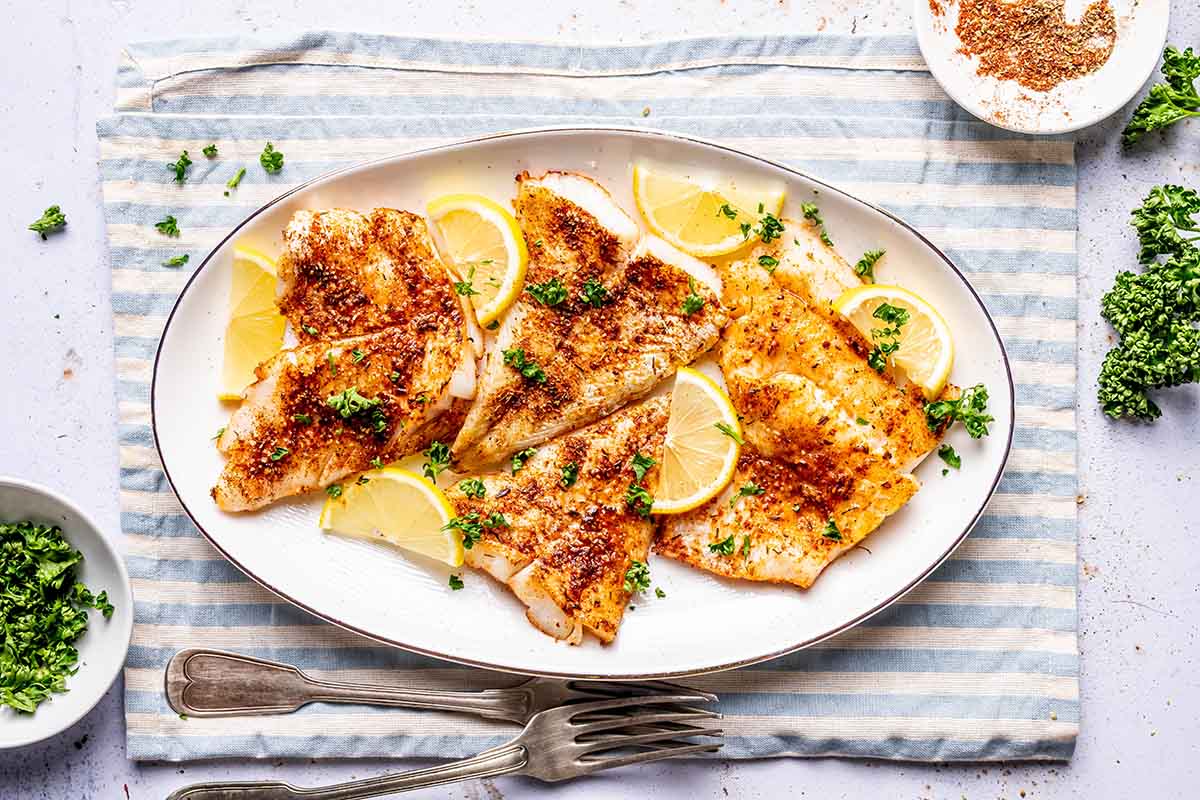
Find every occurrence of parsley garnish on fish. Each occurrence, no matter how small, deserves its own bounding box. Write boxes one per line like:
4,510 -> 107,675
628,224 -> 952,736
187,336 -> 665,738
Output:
867,302 -> 910,373
937,444 -> 962,471
169,150 -> 192,183
327,351 -> 337,376
458,478 -> 487,499
714,421 -> 743,445
623,560 -> 651,594
631,452 -> 656,481
350,348 -> 365,364
754,212 -> 785,244
327,386 -> 379,419
485,319 -> 500,330
624,482 -> 654,518
453,266 -> 480,297
325,484 -> 342,498
484,512 -> 509,528
269,446 -> 289,461
856,417 -> 870,426
502,348 -> 547,383
28,205 -> 67,239
560,462 -> 579,489
0,520 -> 114,713
155,215 -> 180,237
511,447 -> 537,474
681,276 -> 704,315
443,513 -> 483,549
800,202 -> 834,247
580,278 -> 609,307
821,517 -> 842,542
302,324 -> 318,336
925,383 -> 993,438
422,441 -> 451,480
855,249 -> 885,282
224,167 -> 246,196
163,254 -> 189,267
742,536 -> 752,557
729,482 -> 764,507
259,142 -> 284,174
202,144 -> 218,158
292,413 -> 312,424
525,277 -> 568,306
708,534 -> 736,555
370,456 -> 384,469
448,575 -> 464,590
758,255 -> 779,274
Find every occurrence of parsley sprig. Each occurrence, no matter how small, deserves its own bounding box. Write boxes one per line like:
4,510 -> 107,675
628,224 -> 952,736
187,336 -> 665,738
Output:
28,205 -> 67,240
502,348 -> 547,383
1123,46 -> 1200,146
681,276 -> 705,315
867,302 -> 909,373
800,202 -> 833,247
169,150 -> 193,183
855,249 -> 885,282
525,277 -> 568,306
925,383 -> 994,438
260,142 -> 284,174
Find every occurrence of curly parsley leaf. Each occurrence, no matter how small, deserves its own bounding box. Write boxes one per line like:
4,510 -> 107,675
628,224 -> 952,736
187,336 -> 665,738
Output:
623,560 -> 651,594
854,249 -> 885,282
28,205 -> 67,240
925,383 -> 994,438
1122,46 -> 1200,146
260,142 -> 284,173
169,150 -> 193,183
502,348 -> 547,383
525,277 -> 568,307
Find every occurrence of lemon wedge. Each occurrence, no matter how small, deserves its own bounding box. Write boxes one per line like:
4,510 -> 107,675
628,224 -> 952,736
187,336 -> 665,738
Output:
652,367 -> 742,514
633,163 -> 785,257
219,246 -> 285,400
427,193 -> 528,326
318,467 -> 462,566
833,284 -> 955,399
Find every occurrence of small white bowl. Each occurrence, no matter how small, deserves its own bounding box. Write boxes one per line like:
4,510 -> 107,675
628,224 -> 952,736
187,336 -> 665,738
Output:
915,0 -> 1170,134
0,477 -> 133,749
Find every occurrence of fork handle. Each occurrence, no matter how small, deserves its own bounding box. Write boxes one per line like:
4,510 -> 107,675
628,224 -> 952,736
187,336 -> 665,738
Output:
167,649 -> 529,723
165,745 -> 528,800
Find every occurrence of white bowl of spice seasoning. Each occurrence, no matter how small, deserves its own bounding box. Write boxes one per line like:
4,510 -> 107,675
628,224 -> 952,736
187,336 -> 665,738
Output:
0,477 -> 133,749
915,0 -> 1170,134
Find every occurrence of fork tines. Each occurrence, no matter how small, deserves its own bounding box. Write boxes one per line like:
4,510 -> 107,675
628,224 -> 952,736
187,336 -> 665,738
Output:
562,694 -> 723,773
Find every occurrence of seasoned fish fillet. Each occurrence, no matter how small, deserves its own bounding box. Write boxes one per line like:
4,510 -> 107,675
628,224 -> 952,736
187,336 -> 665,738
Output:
446,396 -> 669,643
214,328 -> 464,511
656,446 -> 918,587
277,208 -> 462,345
451,171 -> 726,469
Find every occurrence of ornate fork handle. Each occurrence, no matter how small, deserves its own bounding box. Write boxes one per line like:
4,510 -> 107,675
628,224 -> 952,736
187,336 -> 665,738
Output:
166,745 -> 529,800
167,649 -> 531,723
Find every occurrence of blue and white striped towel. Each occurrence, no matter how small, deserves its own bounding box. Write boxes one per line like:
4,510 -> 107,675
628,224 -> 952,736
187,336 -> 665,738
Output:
101,32 -> 1078,762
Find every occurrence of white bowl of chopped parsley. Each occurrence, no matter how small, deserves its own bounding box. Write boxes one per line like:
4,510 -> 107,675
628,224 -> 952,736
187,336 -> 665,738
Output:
0,477 -> 132,749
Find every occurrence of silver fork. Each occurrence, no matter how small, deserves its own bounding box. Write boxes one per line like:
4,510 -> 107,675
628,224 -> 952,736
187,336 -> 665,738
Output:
166,648 -> 702,724
165,693 -> 723,798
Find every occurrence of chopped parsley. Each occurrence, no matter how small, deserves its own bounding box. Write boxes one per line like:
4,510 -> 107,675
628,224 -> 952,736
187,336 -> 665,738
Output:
350,348 -> 365,364
937,444 -> 962,471
302,324 -> 318,336
155,215 -> 180,237
448,575 -> 465,590
742,536 -> 752,558
714,422 -> 743,445
730,482 -> 765,507
458,478 -> 487,499
224,167 -> 246,196
560,462 -> 579,489
370,456 -> 384,469
202,144 -> 218,158
623,560 -> 651,594
327,387 -> 379,419
800,202 -> 834,247
485,320 -> 500,331
856,417 -> 870,426
631,452 -> 656,481
292,413 -> 312,424
325,484 -> 342,498
501,348 -> 547,383
163,254 -> 189,267
28,205 -> 67,239
821,517 -> 842,542
681,276 -> 704,315
453,266 -> 480,297
579,278 -> 609,307
259,142 -> 284,174
867,302 -> 909,373
268,446 -> 289,461
0,521 -> 114,712
855,249 -> 885,282
755,212 -> 785,244
655,587 -> 667,599
212,427 -> 225,440
925,383 -> 994,439
169,150 -> 193,183
355,475 -> 370,486
442,513 -> 483,549
511,447 -> 537,474
717,203 -> 738,220
758,255 -> 779,274
708,535 -> 736,556
422,441 -> 452,481
525,277 -> 568,306
624,482 -> 654,519
484,512 -> 509,529
327,351 -> 337,376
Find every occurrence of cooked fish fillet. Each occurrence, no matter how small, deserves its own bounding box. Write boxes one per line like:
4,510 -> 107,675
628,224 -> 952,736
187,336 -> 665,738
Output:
446,396 -> 669,643
720,259 -> 941,469
213,326 -> 463,512
451,171 -> 726,469
277,208 -> 462,345
655,446 -> 918,587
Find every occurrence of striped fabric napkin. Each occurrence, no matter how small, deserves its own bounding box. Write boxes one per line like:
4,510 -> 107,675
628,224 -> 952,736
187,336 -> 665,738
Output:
101,32 -> 1079,762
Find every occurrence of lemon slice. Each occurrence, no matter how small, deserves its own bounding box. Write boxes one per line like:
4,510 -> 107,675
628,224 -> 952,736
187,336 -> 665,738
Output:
219,246 -> 285,400
427,193 -> 528,326
652,367 -> 742,514
633,163 -> 785,257
318,467 -> 462,566
833,284 -> 955,399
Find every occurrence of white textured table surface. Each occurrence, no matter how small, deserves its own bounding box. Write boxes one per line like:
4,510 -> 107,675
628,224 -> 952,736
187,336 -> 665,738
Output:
1,1 -> 1198,797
